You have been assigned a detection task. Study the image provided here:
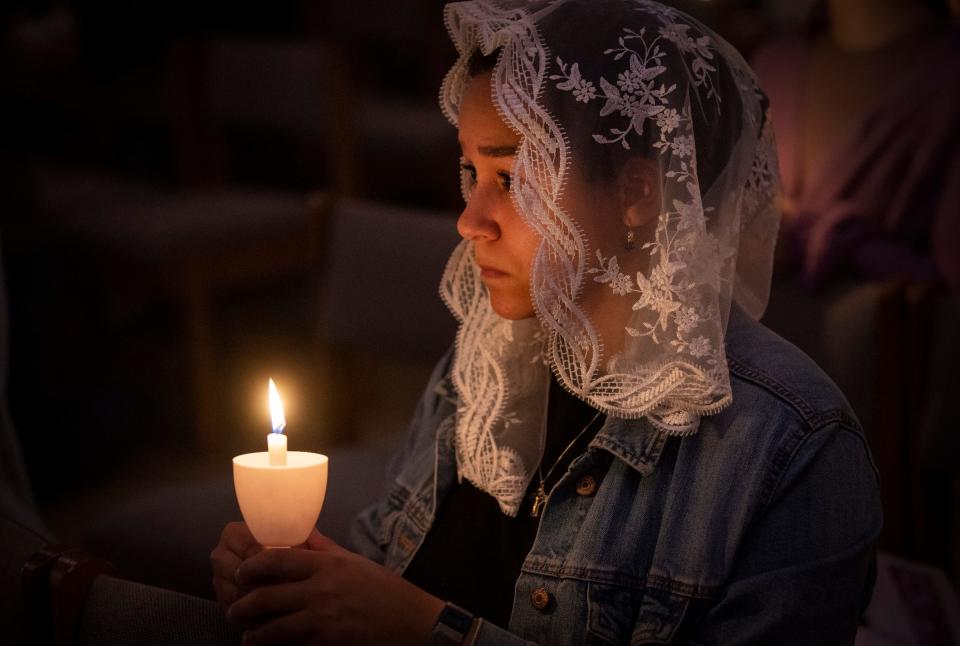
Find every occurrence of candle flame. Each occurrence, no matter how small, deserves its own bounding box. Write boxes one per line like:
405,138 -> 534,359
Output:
268,378 -> 286,433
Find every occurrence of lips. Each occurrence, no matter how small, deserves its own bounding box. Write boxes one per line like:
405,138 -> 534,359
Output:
477,264 -> 509,279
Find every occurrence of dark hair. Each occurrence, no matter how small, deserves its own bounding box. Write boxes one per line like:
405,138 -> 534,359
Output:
467,48 -> 500,77
465,45 -> 649,185
465,46 -> 627,184
462,29 -> 747,194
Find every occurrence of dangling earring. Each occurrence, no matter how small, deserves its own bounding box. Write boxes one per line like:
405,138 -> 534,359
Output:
624,228 -> 637,251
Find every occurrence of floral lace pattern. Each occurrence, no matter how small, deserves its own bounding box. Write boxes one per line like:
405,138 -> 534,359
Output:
440,0 -> 781,515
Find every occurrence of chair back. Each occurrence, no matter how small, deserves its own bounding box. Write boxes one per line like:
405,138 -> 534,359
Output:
316,197 -> 459,358
168,38 -> 355,191
311,196 -> 460,442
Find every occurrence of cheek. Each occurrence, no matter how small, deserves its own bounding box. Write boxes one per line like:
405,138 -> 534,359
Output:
489,197 -> 538,270
509,226 -> 541,284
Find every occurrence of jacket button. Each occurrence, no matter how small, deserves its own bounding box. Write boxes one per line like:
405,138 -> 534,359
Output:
397,533 -> 416,553
575,475 -> 597,496
530,587 -> 551,611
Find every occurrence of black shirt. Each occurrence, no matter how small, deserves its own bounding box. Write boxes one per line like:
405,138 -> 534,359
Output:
402,378 -> 604,628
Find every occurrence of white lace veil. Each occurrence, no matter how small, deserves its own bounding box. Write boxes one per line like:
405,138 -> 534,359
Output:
439,0 -> 781,516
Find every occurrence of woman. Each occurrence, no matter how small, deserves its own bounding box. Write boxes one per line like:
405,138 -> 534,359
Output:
211,1 -> 881,644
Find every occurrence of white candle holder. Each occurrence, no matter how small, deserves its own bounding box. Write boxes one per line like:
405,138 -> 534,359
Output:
233,451 -> 328,548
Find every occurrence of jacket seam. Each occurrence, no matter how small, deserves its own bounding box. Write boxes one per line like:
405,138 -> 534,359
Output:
521,560 -> 719,600
590,431 -> 667,475
727,355 -> 824,426
756,417 -> 873,512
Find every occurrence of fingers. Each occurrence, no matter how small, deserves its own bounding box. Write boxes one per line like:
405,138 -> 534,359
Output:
211,522 -> 261,607
210,546 -> 243,607
231,551 -> 444,645
228,581 -> 306,627
211,543 -> 241,580
241,609 -> 313,646
223,521 -> 262,558
305,529 -> 342,552
237,548 -> 322,587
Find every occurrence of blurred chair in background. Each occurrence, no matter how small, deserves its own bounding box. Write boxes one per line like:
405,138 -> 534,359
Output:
753,0 -> 960,291
311,195 -> 461,444
29,36 -> 354,451
911,292 -> 960,584
755,0 -> 960,580
301,0 -> 461,208
0,236 -> 239,645
3,13 -> 466,597
36,195 -> 460,599
763,281 -> 960,573
0,238 -> 43,533
856,552 -> 960,646
167,37 -> 355,193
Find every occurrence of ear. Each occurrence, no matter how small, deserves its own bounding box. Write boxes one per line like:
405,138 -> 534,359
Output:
618,157 -> 660,228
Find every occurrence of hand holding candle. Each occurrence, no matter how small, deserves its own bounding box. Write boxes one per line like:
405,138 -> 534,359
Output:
221,380 -> 443,644
232,378 -> 328,547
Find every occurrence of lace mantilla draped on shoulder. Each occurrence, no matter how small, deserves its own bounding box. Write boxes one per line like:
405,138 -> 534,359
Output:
440,0 -> 781,515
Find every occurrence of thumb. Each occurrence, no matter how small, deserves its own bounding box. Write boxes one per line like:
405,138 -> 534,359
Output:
305,529 -> 342,552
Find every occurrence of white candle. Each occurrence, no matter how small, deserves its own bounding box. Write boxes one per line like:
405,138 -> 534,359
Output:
234,451 -> 328,547
268,378 -> 287,466
268,431 -> 287,466
234,376 -> 329,548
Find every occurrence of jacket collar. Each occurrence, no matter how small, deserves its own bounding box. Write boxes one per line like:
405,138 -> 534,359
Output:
590,416 -> 668,476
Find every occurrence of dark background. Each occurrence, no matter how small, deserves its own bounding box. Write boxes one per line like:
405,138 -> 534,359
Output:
2,0 -> 958,598
0,0 -> 776,503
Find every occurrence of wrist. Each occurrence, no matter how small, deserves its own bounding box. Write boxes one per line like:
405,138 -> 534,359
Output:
427,601 -> 476,645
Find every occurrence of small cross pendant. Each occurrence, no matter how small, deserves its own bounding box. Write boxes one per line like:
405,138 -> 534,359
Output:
530,482 -> 547,517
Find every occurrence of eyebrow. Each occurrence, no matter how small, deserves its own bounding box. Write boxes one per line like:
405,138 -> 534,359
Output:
477,145 -> 518,157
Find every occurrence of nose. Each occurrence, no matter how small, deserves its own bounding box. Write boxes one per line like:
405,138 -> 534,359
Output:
456,187 -> 500,242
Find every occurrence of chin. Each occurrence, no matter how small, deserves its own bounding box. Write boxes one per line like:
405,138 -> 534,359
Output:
489,294 -> 536,321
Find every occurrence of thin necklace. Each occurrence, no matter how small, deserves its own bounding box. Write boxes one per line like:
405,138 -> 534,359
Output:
530,409 -> 603,518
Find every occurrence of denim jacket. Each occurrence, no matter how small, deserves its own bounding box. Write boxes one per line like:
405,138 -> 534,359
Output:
350,310 -> 882,645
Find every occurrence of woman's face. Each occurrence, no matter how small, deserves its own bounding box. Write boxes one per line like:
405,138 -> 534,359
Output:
456,71 -> 540,320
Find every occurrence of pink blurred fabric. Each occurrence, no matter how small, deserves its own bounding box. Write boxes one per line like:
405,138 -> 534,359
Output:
753,33 -> 960,294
